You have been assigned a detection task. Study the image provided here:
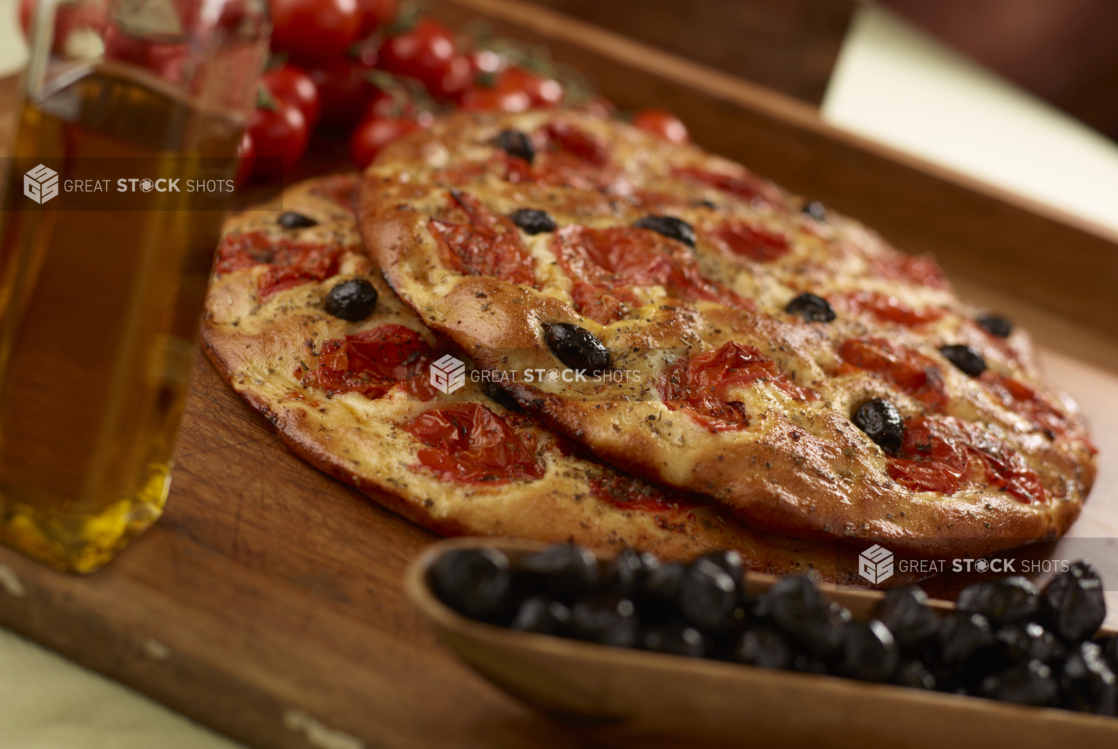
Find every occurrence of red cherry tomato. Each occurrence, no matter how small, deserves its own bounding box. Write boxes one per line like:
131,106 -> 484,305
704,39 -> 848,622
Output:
428,53 -> 474,102
234,130 -> 255,186
270,0 -> 362,67
361,90 -> 432,126
377,19 -> 457,93
248,101 -> 309,181
350,116 -> 422,169
632,109 -> 690,144
459,86 -> 531,113
362,89 -> 398,119
262,64 -> 321,129
498,67 -> 562,107
355,0 -> 397,37
307,58 -> 378,127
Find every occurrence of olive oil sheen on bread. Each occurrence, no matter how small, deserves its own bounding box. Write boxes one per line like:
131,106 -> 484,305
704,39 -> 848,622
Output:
0,62 -> 241,572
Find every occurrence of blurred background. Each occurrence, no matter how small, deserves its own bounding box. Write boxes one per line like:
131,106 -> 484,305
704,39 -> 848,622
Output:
526,0 -> 1118,141
3,0 -> 1117,140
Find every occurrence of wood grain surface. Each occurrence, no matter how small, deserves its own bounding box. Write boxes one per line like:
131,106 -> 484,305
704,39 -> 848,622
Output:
0,2 -> 1116,747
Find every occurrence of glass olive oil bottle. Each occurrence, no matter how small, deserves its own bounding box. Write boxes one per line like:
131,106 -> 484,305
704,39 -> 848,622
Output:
0,0 -> 268,572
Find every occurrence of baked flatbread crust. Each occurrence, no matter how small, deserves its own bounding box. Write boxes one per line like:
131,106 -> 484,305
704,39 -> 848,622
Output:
357,111 -> 1095,559
203,175 -> 897,584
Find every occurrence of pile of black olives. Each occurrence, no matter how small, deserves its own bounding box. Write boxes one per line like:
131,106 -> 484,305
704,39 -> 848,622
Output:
429,545 -> 1117,716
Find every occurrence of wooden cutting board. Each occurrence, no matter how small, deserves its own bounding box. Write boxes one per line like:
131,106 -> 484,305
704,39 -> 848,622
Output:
0,309 -> 1116,749
1,2 -> 1118,748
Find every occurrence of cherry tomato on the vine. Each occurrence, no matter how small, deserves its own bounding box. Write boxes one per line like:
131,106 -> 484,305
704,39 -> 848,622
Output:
248,99 -> 309,180
360,90 -> 432,126
308,57 -> 379,127
363,90 -> 398,119
632,109 -> 690,143
262,64 -> 321,129
350,116 -> 422,169
355,0 -> 397,37
270,0 -> 362,67
497,67 -> 562,107
428,53 -> 474,101
377,19 -> 458,94
459,86 -> 530,113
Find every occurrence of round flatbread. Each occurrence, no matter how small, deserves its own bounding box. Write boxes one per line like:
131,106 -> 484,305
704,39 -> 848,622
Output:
202,174 -> 895,584
357,110 -> 1095,559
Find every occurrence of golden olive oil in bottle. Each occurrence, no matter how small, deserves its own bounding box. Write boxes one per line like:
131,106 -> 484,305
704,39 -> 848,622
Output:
0,1 -> 268,572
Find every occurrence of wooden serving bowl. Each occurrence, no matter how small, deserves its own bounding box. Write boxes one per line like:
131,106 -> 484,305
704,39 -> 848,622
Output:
406,536 -> 1118,749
